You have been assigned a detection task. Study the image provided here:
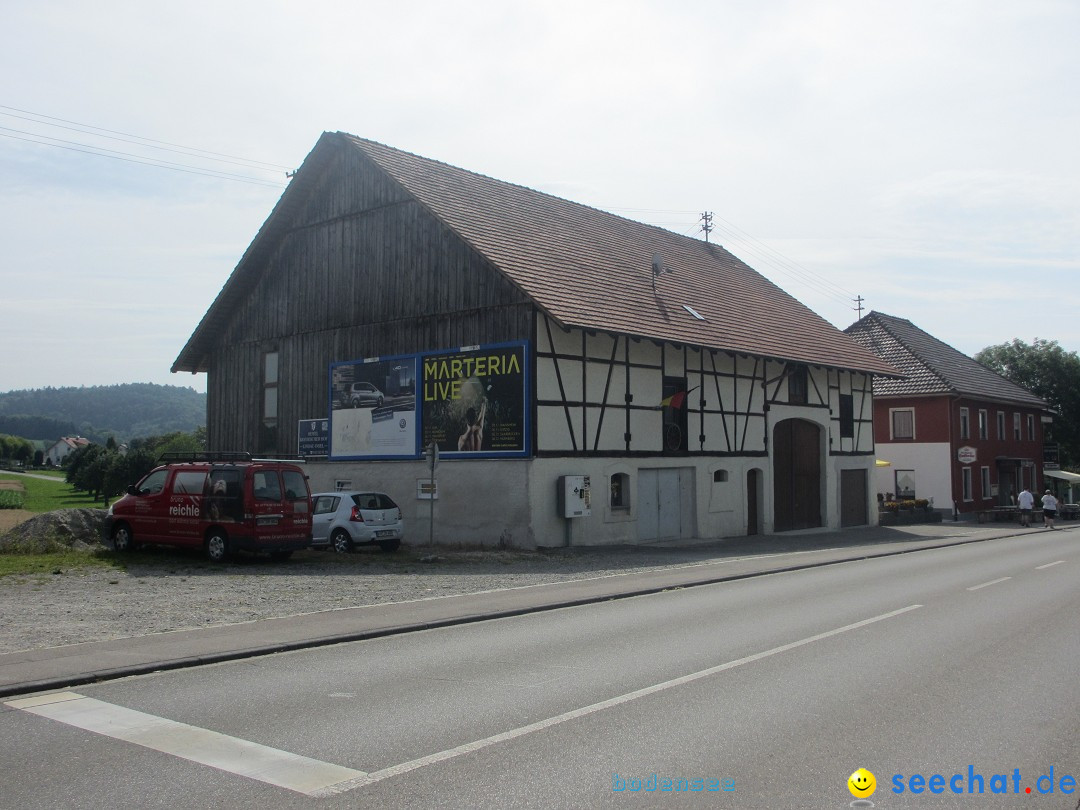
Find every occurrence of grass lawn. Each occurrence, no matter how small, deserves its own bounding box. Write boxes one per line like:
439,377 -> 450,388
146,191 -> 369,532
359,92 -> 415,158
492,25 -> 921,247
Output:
0,546 -> 121,576
0,473 -> 116,575
0,473 -> 105,512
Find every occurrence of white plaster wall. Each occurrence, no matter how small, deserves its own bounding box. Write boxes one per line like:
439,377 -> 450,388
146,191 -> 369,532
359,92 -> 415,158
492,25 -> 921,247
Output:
873,443 -> 952,509
306,458 -> 533,548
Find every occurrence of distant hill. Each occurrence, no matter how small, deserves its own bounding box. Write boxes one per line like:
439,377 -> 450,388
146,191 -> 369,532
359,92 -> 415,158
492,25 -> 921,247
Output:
0,384 -> 206,443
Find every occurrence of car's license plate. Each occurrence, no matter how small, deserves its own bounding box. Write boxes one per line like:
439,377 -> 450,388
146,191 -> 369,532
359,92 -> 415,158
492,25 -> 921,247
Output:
376,530 -> 395,537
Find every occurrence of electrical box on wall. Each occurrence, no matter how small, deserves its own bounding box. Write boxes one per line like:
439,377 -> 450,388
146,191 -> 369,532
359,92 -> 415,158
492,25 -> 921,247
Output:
558,475 -> 592,518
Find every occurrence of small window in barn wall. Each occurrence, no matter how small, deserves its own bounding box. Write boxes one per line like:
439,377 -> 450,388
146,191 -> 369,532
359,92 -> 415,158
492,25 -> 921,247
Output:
261,351 -> 279,453
610,473 -> 630,510
839,394 -> 855,438
788,365 -> 808,405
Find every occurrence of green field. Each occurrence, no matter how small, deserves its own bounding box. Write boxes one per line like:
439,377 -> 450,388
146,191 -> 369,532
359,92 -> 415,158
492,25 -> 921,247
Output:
0,473 -> 118,575
0,472 -> 104,512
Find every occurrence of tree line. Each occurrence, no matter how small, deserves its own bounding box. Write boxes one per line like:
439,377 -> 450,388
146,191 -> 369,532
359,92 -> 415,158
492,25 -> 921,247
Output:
64,429 -> 207,503
0,383 -> 206,443
975,338 -> 1080,468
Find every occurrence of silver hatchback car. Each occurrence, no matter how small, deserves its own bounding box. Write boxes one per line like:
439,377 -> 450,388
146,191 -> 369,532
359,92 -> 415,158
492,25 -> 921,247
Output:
311,491 -> 403,553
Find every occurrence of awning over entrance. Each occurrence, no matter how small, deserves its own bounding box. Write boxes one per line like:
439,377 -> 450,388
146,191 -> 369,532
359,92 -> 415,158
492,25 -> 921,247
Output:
1045,469 -> 1080,484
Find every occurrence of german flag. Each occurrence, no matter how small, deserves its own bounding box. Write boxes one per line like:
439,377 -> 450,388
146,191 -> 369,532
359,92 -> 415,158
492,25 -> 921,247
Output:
660,386 -> 698,409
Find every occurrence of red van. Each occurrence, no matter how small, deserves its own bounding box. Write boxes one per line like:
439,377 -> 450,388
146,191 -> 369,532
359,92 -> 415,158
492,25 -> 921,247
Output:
104,453 -> 312,561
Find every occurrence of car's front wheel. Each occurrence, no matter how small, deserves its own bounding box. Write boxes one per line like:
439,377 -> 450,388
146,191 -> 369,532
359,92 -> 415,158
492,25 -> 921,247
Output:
205,530 -> 230,563
331,529 -> 353,554
112,523 -> 136,553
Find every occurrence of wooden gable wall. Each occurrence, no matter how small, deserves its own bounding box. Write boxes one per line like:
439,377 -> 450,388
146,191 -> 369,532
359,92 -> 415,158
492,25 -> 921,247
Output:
206,141 -> 534,454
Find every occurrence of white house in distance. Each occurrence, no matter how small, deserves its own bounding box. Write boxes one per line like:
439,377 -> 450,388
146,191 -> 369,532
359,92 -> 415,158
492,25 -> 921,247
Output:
44,436 -> 90,467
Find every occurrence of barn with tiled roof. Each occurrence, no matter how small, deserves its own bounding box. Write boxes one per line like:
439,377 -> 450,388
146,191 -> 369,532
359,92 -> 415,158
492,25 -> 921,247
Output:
175,133 -> 900,547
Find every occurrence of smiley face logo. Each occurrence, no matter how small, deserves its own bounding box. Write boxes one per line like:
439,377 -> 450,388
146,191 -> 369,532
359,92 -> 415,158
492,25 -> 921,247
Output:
848,768 -> 876,798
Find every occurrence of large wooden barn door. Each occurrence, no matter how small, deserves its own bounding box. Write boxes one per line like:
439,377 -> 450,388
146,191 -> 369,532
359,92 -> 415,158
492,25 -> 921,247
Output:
773,419 -> 822,531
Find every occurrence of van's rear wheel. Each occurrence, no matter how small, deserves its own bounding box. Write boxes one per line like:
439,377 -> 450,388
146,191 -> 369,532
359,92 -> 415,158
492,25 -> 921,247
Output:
112,524 -> 136,553
205,530 -> 230,563
331,529 -> 353,554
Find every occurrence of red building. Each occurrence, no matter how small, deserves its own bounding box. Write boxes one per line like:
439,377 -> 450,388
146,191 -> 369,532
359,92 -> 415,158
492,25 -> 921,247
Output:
845,312 -> 1051,517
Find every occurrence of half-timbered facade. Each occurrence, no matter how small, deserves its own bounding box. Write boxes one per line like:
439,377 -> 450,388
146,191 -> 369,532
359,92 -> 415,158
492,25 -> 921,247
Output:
174,132 -> 898,547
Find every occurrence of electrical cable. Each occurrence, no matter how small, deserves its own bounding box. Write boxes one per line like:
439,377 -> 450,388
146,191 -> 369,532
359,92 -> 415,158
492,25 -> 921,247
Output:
0,104 -> 291,170
0,131 -> 286,188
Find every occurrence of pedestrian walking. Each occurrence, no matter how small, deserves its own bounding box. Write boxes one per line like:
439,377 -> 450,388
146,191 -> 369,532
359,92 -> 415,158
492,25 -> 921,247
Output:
1017,487 -> 1034,527
1041,490 -> 1059,529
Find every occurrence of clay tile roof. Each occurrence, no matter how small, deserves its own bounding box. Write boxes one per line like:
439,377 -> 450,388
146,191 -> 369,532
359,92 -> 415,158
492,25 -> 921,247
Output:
341,134 -> 898,376
844,311 -> 1048,408
174,132 -> 900,377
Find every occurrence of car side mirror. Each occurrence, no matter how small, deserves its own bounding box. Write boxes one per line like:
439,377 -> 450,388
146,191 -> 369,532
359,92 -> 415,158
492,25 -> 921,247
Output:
127,485 -> 137,496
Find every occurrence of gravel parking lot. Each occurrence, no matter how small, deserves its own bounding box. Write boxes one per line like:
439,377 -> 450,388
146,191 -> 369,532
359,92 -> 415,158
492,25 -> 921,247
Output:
0,542 -> 747,655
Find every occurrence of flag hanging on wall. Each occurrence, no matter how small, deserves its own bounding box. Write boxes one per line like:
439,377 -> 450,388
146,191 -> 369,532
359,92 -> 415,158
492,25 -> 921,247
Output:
660,386 -> 698,409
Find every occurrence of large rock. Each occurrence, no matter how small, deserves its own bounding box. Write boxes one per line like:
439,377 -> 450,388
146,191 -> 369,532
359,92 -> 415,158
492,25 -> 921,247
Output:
0,508 -> 109,552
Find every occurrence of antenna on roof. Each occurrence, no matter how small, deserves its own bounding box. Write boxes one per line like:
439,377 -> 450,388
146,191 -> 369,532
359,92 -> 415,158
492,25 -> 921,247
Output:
853,295 -> 865,320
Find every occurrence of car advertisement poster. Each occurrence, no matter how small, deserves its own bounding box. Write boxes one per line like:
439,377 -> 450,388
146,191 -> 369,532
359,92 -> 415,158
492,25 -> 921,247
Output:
328,342 -> 529,460
421,343 -> 528,457
329,356 -> 417,459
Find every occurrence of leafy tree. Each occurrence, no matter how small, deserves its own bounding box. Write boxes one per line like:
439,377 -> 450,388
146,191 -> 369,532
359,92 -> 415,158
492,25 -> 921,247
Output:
975,338 -> 1080,467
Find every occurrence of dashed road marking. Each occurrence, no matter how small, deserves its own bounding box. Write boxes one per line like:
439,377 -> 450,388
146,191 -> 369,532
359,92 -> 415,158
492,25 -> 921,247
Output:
7,604 -> 924,796
966,577 -> 1012,591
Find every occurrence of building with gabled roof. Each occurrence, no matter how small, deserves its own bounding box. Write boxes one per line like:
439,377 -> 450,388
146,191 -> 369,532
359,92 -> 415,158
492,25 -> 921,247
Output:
44,436 -> 90,467
845,311 -> 1051,516
174,132 -> 899,547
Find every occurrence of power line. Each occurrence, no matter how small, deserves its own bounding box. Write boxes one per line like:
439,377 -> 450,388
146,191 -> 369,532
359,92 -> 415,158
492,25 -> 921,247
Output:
0,131 -> 287,188
0,104 -> 292,171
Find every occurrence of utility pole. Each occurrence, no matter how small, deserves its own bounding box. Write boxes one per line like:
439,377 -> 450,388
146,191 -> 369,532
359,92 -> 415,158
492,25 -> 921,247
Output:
699,211 -> 714,242
853,295 -> 865,320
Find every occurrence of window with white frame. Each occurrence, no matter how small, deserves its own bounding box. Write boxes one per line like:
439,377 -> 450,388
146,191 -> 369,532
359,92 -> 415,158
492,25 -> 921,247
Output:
959,407 -> 970,440
978,409 -> 988,440
981,466 -> 991,500
1013,412 -> 1021,440
1027,414 -> 1035,441
891,408 -> 915,440
962,467 -> 973,501
997,411 -> 1005,440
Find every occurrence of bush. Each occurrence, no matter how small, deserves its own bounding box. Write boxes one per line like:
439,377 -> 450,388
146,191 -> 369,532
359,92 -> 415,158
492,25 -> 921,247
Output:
0,490 -> 24,509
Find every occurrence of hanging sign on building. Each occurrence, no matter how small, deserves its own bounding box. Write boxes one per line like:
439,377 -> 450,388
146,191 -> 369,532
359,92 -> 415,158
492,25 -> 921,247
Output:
957,446 -> 977,464
297,418 -> 329,457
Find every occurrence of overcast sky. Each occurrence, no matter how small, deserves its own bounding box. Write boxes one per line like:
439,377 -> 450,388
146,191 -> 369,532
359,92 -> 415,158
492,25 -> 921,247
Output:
3,0 -> 1078,396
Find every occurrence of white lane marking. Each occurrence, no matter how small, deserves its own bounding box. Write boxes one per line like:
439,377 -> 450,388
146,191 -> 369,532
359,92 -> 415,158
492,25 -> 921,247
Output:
1036,560 -> 1066,570
4,691 -> 365,797
966,577 -> 1012,591
355,604 -> 924,789
6,605 -> 924,797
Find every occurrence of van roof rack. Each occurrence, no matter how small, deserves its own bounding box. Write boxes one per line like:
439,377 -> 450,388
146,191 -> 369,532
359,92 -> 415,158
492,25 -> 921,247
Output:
158,451 -> 253,464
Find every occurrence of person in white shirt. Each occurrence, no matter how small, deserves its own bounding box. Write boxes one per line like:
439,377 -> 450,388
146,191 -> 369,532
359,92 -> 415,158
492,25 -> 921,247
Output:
1041,490 -> 1059,529
1017,487 -> 1035,527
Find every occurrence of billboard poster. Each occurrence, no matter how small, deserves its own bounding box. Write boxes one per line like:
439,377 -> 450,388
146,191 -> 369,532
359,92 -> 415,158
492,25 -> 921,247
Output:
329,356 -> 418,459
421,342 -> 528,457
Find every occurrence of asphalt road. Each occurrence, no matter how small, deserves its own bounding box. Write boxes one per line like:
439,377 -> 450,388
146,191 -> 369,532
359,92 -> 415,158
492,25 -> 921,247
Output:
3,531 -> 1078,809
